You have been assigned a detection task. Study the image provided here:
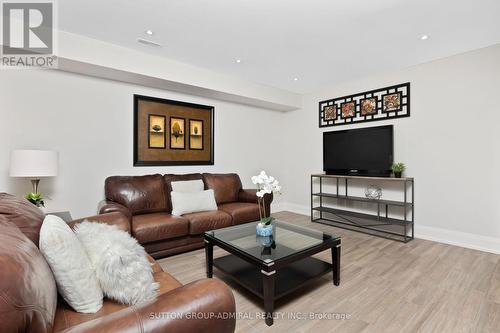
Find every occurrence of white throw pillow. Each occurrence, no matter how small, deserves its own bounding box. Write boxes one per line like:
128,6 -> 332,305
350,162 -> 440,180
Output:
39,215 -> 103,313
74,221 -> 159,305
171,189 -> 218,216
171,179 -> 204,193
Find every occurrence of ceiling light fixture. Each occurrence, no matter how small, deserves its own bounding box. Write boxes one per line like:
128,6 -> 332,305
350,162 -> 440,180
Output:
145,30 -> 154,36
293,77 -> 299,81
420,35 -> 429,40
236,59 -> 242,63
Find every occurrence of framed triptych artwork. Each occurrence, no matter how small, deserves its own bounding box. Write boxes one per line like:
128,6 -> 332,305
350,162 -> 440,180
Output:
134,95 -> 214,166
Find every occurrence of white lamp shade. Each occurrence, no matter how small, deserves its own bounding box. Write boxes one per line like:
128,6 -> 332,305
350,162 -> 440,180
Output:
9,150 -> 58,178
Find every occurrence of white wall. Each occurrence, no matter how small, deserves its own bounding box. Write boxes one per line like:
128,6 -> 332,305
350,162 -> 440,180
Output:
282,44 -> 500,253
0,69 -> 286,217
2,43 -> 500,254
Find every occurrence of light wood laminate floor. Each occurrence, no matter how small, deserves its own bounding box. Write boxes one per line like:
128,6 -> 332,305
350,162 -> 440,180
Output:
158,211 -> 500,333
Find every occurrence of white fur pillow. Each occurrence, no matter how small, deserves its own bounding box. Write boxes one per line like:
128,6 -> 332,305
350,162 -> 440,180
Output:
39,215 -> 103,313
171,189 -> 218,216
74,221 -> 159,305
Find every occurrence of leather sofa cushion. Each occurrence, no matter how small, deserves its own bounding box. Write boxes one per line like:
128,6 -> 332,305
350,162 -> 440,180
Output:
0,192 -> 45,246
183,210 -> 232,235
0,217 -> 57,333
132,213 -> 189,243
203,173 -> 242,204
219,202 -> 260,225
52,271 -> 182,332
143,235 -> 203,254
163,173 -> 204,212
105,174 -> 167,215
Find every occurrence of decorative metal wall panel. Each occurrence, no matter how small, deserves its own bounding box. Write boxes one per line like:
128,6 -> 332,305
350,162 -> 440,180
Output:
319,82 -> 410,127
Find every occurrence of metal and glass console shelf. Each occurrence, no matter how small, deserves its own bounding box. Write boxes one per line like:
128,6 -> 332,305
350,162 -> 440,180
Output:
311,174 -> 414,242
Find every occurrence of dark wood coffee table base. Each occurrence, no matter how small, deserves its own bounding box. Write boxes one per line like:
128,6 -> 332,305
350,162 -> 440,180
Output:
205,240 -> 341,326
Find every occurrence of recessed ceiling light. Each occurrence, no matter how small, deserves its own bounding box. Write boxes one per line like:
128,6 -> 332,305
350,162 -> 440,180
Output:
235,59 -> 242,63
293,77 -> 299,81
420,35 -> 429,40
145,30 -> 154,36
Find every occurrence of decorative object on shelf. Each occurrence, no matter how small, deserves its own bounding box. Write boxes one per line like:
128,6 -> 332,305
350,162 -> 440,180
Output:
364,185 -> 382,200
251,171 -> 282,235
134,94 -> 214,166
26,192 -> 45,207
9,150 -> 58,207
391,163 -> 406,178
319,82 -> 410,127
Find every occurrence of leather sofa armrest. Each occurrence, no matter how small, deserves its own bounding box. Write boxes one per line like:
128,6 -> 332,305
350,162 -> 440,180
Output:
67,212 -> 131,234
147,254 -> 163,274
61,279 -> 236,333
238,189 -> 273,217
98,200 -> 132,220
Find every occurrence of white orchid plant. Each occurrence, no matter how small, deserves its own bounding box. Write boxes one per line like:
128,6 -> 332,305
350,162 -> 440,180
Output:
251,171 -> 282,226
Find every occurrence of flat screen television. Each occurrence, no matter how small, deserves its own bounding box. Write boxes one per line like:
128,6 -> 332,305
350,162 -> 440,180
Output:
323,125 -> 393,177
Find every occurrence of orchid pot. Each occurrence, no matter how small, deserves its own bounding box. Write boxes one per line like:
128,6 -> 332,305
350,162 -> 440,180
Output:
251,171 -> 282,234
256,234 -> 274,247
256,222 -> 274,237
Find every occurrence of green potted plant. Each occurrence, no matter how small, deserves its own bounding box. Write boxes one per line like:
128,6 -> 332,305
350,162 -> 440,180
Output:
391,163 -> 406,178
25,192 -> 45,207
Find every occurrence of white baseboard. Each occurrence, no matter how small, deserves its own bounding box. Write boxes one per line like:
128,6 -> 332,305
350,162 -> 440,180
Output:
416,225 -> 500,255
274,202 -> 500,255
273,202 -> 310,216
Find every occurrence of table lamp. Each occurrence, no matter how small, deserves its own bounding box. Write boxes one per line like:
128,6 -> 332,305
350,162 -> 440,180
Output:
9,150 -> 59,194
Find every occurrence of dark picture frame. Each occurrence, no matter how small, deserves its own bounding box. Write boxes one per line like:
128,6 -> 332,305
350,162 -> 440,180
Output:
360,97 -> 377,115
134,94 -> 215,166
189,119 -> 204,150
148,114 -> 166,149
381,91 -> 403,113
323,105 -> 336,121
169,117 -> 186,150
340,101 -> 356,119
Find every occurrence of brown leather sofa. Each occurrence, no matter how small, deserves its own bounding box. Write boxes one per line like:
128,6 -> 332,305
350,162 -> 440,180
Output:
0,193 -> 236,333
99,173 -> 272,258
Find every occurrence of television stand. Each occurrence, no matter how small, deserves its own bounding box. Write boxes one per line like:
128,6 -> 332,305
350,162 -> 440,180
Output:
311,174 -> 414,242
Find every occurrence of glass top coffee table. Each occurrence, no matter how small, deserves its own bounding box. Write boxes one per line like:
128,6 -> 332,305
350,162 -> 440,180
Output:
204,220 -> 341,326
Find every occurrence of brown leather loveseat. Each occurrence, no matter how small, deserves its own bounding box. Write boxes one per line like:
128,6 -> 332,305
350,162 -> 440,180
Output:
0,193 -> 236,333
99,173 -> 272,258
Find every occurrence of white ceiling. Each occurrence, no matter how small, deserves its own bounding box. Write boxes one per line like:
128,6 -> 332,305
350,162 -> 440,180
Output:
59,0 -> 500,94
